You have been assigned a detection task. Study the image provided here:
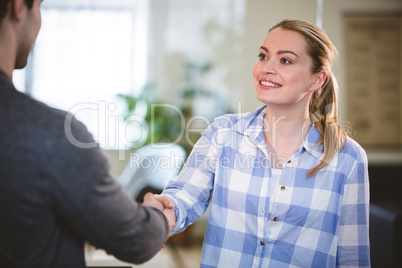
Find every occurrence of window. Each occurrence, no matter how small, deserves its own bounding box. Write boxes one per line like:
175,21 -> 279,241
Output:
13,0 -> 149,149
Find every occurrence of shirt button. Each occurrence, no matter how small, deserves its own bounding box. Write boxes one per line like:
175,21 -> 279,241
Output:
273,217 -> 279,221
287,160 -> 291,164
280,186 -> 286,191
260,240 -> 265,245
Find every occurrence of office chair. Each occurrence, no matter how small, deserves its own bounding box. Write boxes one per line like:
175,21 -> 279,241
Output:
118,143 -> 186,202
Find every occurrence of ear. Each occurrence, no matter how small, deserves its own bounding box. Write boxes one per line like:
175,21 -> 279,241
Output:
309,70 -> 327,92
9,0 -> 27,22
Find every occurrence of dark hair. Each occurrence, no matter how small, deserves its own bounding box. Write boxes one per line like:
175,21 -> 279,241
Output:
0,0 -> 35,22
269,19 -> 347,177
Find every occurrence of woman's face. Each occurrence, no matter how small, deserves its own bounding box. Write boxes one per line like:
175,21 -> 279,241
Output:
253,27 -> 324,110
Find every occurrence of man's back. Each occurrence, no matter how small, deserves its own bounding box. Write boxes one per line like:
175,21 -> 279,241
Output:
0,71 -> 169,267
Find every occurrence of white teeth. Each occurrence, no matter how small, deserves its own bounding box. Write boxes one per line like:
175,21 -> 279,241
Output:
261,81 -> 280,88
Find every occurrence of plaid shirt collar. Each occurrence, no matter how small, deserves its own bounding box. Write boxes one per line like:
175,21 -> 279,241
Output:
231,105 -> 338,167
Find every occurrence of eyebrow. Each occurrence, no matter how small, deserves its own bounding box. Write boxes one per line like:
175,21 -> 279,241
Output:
260,46 -> 299,58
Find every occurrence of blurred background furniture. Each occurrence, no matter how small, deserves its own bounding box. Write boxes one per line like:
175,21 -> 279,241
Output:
117,143 -> 186,202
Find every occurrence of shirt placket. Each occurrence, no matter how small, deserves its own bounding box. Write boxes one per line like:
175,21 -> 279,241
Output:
262,150 -> 302,265
250,143 -> 273,268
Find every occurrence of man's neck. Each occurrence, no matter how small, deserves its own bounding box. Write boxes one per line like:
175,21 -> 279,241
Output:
0,62 -> 14,79
0,21 -> 17,79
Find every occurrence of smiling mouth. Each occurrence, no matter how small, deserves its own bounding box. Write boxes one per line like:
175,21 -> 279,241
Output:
260,81 -> 281,88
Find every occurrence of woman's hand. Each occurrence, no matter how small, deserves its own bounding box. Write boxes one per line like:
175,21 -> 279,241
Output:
143,193 -> 176,238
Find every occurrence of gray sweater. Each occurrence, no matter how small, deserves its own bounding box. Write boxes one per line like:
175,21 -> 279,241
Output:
0,70 -> 168,267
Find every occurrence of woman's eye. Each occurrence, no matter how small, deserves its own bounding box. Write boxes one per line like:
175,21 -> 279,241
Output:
280,58 -> 291,64
258,53 -> 268,60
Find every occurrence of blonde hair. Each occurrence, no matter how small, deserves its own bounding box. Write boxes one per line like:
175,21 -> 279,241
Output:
269,19 -> 347,177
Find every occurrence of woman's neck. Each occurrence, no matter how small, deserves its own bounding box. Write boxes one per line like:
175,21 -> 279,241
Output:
263,106 -> 311,146
263,106 -> 312,168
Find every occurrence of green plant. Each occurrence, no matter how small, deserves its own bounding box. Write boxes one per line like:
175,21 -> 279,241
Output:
118,61 -> 229,154
117,83 -> 195,154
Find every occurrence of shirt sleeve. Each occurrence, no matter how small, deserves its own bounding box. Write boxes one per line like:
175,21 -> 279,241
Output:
336,147 -> 370,267
49,116 -> 169,264
161,123 -> 220,234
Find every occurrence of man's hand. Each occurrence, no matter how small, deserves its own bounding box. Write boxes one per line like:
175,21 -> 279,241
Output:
143,192 -> 173,210
143,193 -> 176,238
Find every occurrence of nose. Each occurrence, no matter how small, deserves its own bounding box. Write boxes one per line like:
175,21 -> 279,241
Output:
261,59 -> 277,74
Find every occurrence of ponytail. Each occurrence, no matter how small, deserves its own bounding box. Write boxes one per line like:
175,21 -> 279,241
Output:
308,73 -> 347,177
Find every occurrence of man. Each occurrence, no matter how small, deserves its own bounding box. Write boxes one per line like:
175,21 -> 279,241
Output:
0,0 -> 174,267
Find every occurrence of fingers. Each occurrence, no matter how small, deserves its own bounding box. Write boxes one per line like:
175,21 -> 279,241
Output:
142,192 -> 176,241
143,192 -> 154,202
142,192 -> 174,210
154,194 -> 174,209
142,192 -> 164,211
162,208 -> 176,238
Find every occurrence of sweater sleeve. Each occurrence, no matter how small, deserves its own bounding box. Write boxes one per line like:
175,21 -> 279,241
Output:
48,116 -> 169,264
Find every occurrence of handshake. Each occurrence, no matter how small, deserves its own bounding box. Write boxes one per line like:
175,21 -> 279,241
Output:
143,193 -> 176,240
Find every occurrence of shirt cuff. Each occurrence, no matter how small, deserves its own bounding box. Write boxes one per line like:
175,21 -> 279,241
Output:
160,193 -> 183,235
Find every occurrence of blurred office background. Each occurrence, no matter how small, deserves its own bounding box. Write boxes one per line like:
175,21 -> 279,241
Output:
13,0 -> 402,267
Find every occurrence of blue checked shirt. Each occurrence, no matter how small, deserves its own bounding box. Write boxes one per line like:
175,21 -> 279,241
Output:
162,106 -> 370,268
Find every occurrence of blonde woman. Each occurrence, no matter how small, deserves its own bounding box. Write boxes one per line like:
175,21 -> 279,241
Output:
146,19 -> 370,267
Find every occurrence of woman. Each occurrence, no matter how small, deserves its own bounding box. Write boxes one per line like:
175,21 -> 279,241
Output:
150,19 -> 370,267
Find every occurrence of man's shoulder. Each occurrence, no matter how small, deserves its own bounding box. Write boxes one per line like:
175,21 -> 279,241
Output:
0,80 -> 67,117
0,81 -> 94,150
